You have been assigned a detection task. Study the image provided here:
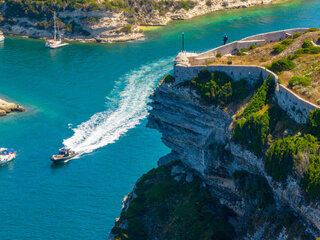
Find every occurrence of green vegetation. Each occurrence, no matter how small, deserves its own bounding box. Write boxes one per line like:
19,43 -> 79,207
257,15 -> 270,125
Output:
267,58 -> 296,74
216,52 -> 222,58
288,75 -> 311,87
301,154 -> 320,200
185,69 -> 249,107
111,161 -> 235,240
249,44 -> 257,50
163,74 -> 175,83
233,170 -> 274,209
176,0 -> 195,11
1,0 -> 196,32
273,39 -> 293,54
307,27 -> 320,32
233,112 -> 269,155
233,75 -> 275,155
236,48 -> 248,56
295,39 -> 320,54
265,133 -> 320,200
242,74 -> 275,118
265,134 -> 320,199
308,109 -> 320,138
293,32 -> 302,39
273,44 -> 286,54
118,23 -> 132,33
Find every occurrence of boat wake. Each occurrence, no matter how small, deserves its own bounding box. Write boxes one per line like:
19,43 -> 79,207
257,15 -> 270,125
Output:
63,57 -> 173,154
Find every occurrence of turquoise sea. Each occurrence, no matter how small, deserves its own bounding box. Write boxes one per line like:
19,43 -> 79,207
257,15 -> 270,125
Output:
0,0 -> 319,239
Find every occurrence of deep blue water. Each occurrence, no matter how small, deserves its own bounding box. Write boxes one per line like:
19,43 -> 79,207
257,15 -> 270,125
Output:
0,0 -> 319,239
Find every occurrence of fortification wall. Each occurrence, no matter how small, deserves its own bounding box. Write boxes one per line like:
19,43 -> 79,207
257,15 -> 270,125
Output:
241,28 -> 308,42
276,84 -> 319,123
174,65 -> 272,85
188,40 -> 266,65
186,28 -> 309,66
174,64 -> 319,123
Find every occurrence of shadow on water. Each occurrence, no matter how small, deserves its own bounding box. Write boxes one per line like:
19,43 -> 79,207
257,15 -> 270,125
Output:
50,160 -> 71,169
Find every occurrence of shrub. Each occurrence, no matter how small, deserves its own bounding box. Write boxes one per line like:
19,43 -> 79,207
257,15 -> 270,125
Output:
273,43 -> 286,54
236,48 -> 248,56
177,1 -> 193,10
301,155 -> 320,200
288,75 -> 311,87
189,69 -> 234,106
293,32 -> 302,39
227,60 -> 232,65
249,44 -> 257,50
119,23 -> 132,33
294,39 -> 320,54
267,58 -> 296,74
308,109 -> 320,138
242,74 -> 275,118
163,74 -> 175,83
302,38 -> 313,48
233,112 -> 270,155
307,27 -> 320,32
287,53 -> 301,60
273,39 -> 293,54
216,52 -> 222,58
232,79 -> 249,103
281,39 -> 293,45
265,134 -> 319,183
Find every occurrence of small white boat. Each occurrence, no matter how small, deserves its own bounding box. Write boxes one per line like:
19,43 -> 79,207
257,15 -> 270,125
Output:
51,147 -> 78,163
0,31 -> 5,41
45,12 -> 69,49
0,148 -> 16,165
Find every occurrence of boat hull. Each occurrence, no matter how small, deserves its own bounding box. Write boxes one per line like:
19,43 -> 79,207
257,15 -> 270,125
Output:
45,43 -> 69,49
51,153 -> 78,163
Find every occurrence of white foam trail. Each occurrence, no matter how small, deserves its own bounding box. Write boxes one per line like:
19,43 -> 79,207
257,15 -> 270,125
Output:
63,58 -> 173,154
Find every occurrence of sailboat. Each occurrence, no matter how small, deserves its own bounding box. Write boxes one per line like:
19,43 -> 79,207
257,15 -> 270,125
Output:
45,12 -> 69,49
0,31 -> 4,41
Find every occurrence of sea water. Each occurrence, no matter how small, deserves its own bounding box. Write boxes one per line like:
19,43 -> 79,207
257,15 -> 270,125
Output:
0,0 -> 319,238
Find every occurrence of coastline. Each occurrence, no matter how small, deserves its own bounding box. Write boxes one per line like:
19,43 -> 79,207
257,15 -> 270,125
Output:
0,0 -> 290,43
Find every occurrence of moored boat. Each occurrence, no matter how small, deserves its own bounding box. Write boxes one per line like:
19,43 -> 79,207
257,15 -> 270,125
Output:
0,31 -> 4,41
45,12 -> 69,49
51,148 -> 78,162
0,148 -> 16,165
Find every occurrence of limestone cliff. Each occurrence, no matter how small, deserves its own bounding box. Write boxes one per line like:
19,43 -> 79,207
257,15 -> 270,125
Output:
110,70 -> 320,239
0,0 -> 276,42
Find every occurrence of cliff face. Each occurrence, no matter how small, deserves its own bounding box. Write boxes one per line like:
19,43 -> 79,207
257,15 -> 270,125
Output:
0,0 -> 276,42
144,78 -> 320,238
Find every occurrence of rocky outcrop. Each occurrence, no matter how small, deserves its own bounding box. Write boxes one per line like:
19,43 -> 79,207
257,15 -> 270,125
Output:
0,0 -> 277,42
0,98 -> 25,116
146,77 -> 320,238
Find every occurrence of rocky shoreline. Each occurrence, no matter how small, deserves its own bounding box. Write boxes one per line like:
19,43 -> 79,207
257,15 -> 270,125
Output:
0,98 -> 25,116
0,0 -> 278,43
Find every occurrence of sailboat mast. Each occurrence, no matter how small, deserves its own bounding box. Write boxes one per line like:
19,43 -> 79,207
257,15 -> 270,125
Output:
53,12 -> 56,41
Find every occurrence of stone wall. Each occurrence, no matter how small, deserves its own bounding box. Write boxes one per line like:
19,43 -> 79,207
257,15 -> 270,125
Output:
173,64 -> 319,123
276,84 -> 319,123
186,28 -> 308,65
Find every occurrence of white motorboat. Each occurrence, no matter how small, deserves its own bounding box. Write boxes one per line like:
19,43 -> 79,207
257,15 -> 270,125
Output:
45,12 -> 69,49
51,148 -> 78,163
0,148 -> 16,165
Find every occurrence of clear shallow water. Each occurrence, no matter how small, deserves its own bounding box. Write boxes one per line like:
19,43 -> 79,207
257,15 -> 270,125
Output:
0,0 -> 319,239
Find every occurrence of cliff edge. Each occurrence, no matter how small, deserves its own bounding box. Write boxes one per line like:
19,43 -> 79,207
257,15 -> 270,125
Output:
110,29 -> 320,239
